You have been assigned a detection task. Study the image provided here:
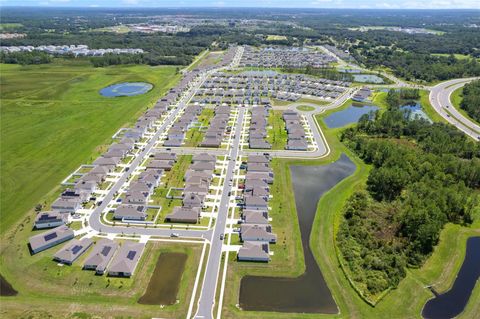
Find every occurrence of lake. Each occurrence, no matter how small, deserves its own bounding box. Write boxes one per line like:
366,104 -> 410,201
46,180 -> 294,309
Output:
422,236 -> 480,319
138,252 -> 187,305
324,104 -> 379,128
239,154 -> 356,313
100,82 -> 153,97
401,103 -> 432,122
353,74 -> 384,83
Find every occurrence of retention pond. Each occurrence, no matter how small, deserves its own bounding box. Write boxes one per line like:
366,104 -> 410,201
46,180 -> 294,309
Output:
239,154 -> 356,313
100,82 -> 153,97
324,104 -> 379,128
138,252 -> 187,305
422,236 -> 480,319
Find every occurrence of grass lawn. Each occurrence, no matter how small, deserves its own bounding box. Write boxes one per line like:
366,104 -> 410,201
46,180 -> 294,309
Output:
184,109 -> 214,147
266,110 -> 288,150
266,35 -> 288,41
0,61 -> 180,234
297,97 -> 330,105
419,89 -> 447,124
296,105 -> 315,112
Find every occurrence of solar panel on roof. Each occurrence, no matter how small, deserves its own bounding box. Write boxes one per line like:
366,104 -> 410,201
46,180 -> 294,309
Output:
101,246 -> 112,256
44,232 -> 58,241
126,250 -> 136,260
39,214 -> 56,221
71,245 -> 82,254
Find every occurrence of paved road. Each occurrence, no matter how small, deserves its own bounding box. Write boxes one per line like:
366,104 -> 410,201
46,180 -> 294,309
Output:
429,77 -> 480,140
193,108 -> 245,319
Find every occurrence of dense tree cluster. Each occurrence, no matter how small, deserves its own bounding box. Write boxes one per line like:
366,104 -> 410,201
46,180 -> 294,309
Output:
0,51 -> 52,65
338,110 -> 480,297
282,66 -> 355,82
460,80 -> 480,123
353,50 -> 480,82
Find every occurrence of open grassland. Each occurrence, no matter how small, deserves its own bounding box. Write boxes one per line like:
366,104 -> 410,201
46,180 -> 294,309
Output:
221,107 -> 479,318
266,110 -> 288,150
0,61 -> 180,234
0,227 -> 201,319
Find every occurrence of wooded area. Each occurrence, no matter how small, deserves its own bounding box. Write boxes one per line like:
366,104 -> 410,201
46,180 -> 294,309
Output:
460,80 -> 480,123
337,98 -> 480,297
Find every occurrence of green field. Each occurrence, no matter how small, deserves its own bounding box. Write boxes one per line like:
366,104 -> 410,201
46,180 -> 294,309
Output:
0,23 -> 23,31
266,35 -> 287,41
296,105 -> 315,112
0,61 -> 180,234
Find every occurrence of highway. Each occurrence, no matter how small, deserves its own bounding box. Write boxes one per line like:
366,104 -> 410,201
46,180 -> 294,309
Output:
194,108 -> 246,319
429,77 -> 480,140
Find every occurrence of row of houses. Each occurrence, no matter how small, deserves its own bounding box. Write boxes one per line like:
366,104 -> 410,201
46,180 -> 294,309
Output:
239,46 -> 336,69
283,110 -> 309,151
237,155 -> 277,262
194,70 -> 350,104
164,105 -> 204,147
200,105 -> 232,148
112,154 -> 175,221
249,106 -> 272,149
29,227 -> 144,277
165,153 -> 217,223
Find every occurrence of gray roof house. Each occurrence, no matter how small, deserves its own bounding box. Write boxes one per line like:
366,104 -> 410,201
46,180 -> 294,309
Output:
51,197 -> 82,214
114,205 -> 147,221
34,211 -> 68,229
184,183 -> 209,195
237,241 -> 270,262
245,172 -> 274,184
286,139 -> 308,151
190,161 -> 216,171
165,206 -> 201,223
107,241 -> 145,277
248,155 -> 270,163
244,196 -> 269,211
83,238 -> 119,275
147,160 -> 174,171
192,153 -> 216,162
154,152 -> 177,161
53,238 -> 93,265
242,210 -> 269,224
29,225 -> 74,254
183,193 -> 204,208
124,190 -> 149,205
240,224 -> 277,243
247,163 -> 271,173
74,180 -> 97,194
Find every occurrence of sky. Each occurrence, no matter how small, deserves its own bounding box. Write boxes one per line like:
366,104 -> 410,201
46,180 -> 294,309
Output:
0,0 -> 479,9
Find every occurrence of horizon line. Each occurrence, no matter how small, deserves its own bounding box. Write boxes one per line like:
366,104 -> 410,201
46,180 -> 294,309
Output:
1,6 -> 479,10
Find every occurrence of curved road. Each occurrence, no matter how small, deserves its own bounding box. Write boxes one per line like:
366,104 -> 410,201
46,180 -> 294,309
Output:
429,77 -> 480,140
